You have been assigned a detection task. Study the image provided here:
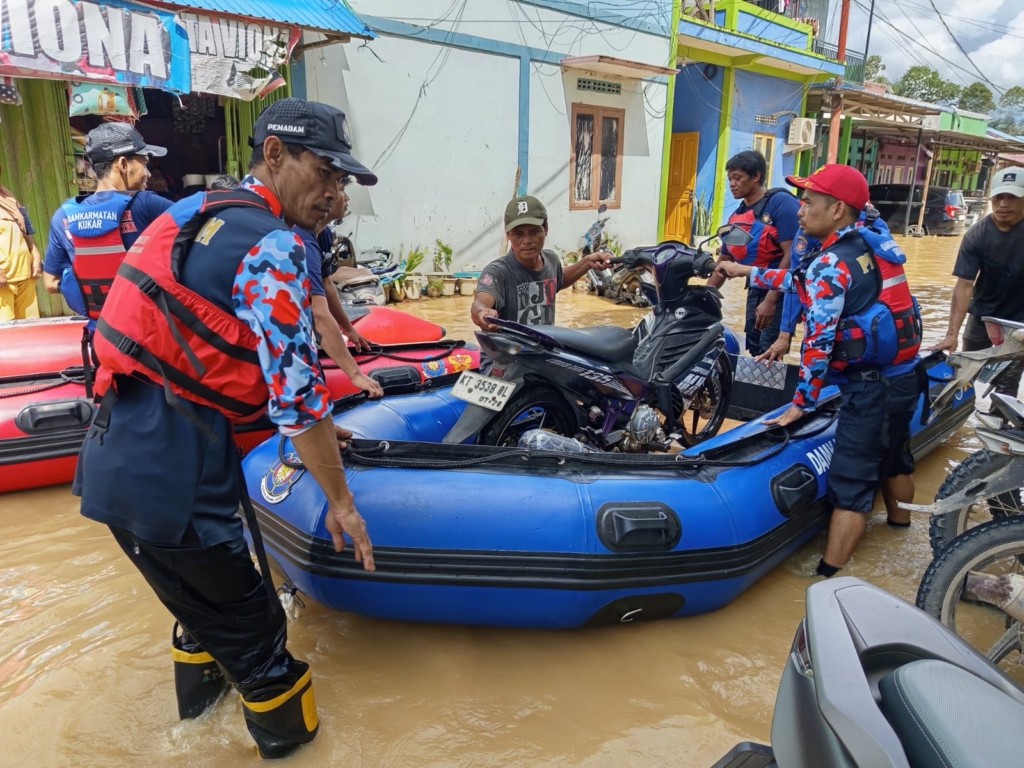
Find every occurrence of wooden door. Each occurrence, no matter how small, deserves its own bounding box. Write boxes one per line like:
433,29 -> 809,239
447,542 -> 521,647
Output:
664,132 -> 699,244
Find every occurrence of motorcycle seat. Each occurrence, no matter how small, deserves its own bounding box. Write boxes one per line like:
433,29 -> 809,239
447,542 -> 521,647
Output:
879,659 -> 1024,768
540,325 -> 637,364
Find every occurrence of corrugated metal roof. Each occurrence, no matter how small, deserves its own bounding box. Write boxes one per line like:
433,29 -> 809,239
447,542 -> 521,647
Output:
159,0 -> 375,38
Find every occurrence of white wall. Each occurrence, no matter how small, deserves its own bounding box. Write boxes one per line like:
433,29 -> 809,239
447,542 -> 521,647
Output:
303,0 -> 670,269
304,36 -> 519,268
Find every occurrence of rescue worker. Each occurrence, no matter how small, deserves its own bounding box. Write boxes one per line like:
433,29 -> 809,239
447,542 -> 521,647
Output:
74,98 -> 377,759
705,150 -> 801,356
293,183 -> 383,398
42,123 -> 174,322
716,164 -> 923,576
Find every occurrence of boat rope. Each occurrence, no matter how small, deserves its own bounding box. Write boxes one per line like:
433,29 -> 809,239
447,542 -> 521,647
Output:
333,431 -> 795,472
0,366 -> 87,399
345,340 -> 467,366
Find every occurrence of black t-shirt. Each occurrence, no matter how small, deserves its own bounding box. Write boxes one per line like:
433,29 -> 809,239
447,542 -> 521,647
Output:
477,250 -> 564,325
953,215 -> 1024,321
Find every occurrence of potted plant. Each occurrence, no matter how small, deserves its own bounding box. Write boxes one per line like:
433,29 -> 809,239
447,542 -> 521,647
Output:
433,239 -> 453,273
426,275 -> 445,299
397,246 -> 425,300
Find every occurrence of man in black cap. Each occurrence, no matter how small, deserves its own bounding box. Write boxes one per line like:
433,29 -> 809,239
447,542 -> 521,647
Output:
42,123 -> 174,321
74,99 -> 377,759
472,195 -> 611,341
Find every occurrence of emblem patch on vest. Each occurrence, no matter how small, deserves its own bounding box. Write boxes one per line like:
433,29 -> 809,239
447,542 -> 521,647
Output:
261,455 -> 305,503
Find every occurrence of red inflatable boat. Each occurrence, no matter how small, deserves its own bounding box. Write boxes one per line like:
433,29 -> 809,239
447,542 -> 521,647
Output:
0,304 -> 445,378
0,312 -> 474,494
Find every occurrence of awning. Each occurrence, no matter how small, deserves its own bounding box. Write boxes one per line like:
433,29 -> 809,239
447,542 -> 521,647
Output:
806,86 -> 940,126
560,55 -> 676,79
677,18 -> 844,79
152,0 -> 375,38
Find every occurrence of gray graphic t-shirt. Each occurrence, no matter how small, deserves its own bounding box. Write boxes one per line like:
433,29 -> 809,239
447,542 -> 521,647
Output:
477,250 -> 564,326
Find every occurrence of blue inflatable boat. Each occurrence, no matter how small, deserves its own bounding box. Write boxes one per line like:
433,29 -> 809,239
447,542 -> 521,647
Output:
242,354 -> 973,629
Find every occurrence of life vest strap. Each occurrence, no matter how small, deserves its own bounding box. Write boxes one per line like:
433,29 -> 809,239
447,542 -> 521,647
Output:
118,262 -> 261,365
96,318 -> 264,420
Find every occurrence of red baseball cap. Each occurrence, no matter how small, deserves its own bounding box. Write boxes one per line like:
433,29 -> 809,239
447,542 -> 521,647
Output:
786,164 -> 869,211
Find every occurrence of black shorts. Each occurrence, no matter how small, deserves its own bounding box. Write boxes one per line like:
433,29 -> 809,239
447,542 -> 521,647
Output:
880,369 -> 922,479
827,380 -> 888,512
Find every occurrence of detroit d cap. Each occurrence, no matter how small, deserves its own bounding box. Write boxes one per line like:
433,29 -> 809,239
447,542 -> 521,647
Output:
251,98 -> 378,186
786,163 -> 869,211
990,166 -> 1024,198
504,195 -> 548,232
85,123 -> 167,163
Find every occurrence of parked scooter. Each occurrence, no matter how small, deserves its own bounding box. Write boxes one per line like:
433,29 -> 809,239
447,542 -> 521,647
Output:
904,317 -> 1024,553
333,246 -> 395,306
894,317 -> 1024,679
711,577 -> 1024,768
443,228 -> 752,449
578,204 -> 616,297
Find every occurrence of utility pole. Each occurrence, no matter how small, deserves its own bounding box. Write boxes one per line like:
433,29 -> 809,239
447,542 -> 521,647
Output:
863,0 -> 876,61
826,0 -> 851,164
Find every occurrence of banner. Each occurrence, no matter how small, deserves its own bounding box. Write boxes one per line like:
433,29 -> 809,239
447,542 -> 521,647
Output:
0,0 -> 190,92
179,13 -> 300,101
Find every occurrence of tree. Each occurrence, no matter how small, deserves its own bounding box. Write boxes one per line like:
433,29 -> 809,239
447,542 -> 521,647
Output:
959,82 -> 996,114
892,66 -> 962,105
991,86 -> 1024,135
864,55 -> 886,83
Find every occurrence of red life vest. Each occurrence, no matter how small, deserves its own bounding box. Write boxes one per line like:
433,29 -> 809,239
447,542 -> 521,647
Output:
92,190 -> 274,423
827,231 -> 922,369
64,192 -> 137,320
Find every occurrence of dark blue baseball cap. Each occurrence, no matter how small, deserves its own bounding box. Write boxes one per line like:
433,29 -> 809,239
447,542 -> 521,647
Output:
251,98 -> 377,186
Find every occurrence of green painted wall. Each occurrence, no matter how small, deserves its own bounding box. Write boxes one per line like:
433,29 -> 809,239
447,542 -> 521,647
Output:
932,147 -> 982,191
938,111 -> 987,137
0,78 -> 77,317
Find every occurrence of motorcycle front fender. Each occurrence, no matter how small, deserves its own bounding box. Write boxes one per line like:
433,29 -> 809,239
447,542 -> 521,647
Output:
442,366 -> 525,445
900,456 -> 1024,515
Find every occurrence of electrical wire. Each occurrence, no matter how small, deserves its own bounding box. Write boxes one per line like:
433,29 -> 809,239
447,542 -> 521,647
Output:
856,0 -> 1006,96
919,0 -> 1002,95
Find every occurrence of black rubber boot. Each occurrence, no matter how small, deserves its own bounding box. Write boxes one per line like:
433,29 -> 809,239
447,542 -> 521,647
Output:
240,658 -> 319,759
172,623 -> 228,720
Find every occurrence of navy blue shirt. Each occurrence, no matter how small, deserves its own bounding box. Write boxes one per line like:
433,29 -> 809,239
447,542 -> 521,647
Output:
43,190 -> 174,317
42,191 -> 175,277
292,226 -> 337,297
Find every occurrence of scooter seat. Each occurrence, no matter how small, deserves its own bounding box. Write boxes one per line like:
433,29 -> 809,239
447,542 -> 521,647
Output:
879,659 -> 1024,768
540,325 -> 637,364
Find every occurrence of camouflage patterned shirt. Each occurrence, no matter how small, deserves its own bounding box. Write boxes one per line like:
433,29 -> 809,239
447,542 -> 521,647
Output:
750,225 -> 856,410
231,176 -> 330,433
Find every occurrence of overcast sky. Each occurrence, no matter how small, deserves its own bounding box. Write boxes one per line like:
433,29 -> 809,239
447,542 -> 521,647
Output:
832,0 -> 1023,95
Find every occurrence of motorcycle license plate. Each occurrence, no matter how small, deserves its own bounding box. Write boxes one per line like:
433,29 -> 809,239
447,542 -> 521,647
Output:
451,371 -> 516,411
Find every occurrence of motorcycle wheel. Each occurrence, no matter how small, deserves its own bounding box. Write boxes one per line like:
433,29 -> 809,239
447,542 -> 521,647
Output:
916,516 -> 1024,681
480,386 -> 579,448
928,449 -> 1022,555
671,355 -> 731,448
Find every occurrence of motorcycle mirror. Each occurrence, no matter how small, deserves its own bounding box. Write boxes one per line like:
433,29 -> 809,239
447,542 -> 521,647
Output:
721,225 -> 754,248
598,203 -> 608,214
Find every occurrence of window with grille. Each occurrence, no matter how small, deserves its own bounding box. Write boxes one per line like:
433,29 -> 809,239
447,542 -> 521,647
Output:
577,78 -> 622,95
752,133 -> 776,185
571,104 -> 625,210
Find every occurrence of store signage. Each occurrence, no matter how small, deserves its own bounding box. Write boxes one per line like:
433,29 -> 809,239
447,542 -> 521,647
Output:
179,12 -> 300,101
0,0 -> 191,92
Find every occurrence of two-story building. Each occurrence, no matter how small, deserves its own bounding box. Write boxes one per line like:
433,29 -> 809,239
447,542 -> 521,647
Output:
663,0 -> 846,241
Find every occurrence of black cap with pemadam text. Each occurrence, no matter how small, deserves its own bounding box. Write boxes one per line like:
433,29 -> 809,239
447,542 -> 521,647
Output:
251,98 -> 377,186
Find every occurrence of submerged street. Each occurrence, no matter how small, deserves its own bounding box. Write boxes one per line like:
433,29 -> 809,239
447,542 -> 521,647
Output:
0,234 -> 992,767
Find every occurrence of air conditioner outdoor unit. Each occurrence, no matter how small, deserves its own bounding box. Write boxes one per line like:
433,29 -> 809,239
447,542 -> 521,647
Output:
787,117 -> 815,146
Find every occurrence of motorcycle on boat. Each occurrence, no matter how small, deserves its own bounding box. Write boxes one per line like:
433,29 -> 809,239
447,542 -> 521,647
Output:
443,228 -> 753,449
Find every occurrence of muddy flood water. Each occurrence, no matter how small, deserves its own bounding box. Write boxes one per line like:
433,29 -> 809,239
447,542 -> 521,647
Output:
0,235 -> 991,767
